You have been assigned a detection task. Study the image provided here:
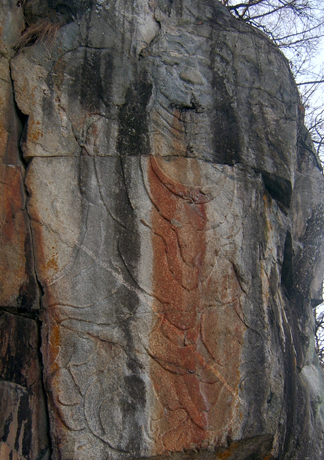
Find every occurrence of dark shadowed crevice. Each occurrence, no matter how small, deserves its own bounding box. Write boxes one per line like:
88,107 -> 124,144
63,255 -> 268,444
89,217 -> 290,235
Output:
280,319 -> 297,458
35,317 -> 52,460
278,313 -> 310,460
9,70 -> 28,167
169,98 -> 204,114
16,391 -> 32,457
17,113 -> 29,167
281,231 -> 293,295
262,172 -> 292,214
9,69 -> 53,459
0,311 -> 51,459
10,76 -> 41,311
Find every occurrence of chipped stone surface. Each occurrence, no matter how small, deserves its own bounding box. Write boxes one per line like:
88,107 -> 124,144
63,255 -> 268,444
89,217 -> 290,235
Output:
1,0 -> 324,459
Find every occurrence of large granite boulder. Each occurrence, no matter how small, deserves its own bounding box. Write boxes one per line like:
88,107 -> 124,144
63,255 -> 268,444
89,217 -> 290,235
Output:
1,0 -> 324,459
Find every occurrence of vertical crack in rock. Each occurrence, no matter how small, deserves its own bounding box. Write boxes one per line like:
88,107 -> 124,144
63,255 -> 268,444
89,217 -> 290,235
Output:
281,231 -> 293,295
35,314 -> 53,460
1,64 -> 52,459
17,96 -> 53,460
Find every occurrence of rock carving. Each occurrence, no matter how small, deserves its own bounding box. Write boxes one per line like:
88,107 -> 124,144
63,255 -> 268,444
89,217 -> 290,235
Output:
1,1 -> 324,459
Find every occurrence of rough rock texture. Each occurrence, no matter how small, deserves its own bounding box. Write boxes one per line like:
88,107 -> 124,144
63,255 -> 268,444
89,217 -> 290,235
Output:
1,0 -> 324,459
0,2 -> 49,459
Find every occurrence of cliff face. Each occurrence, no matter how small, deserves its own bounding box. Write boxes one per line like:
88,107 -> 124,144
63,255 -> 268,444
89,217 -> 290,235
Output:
1,1 -> 324,459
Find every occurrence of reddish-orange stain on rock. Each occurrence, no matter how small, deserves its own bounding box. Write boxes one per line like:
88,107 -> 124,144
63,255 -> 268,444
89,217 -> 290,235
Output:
148,156 -> 245,454
27,119 -> 44,143
0,165 -> 24,242
0,163 -> 29,305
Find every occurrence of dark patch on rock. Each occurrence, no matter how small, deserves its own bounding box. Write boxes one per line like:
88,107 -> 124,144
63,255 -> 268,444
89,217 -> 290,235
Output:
262,172 -> 292,213
155,0 -> 173,17
49,2 -> 75,22
268,267 -> 285,352
2,413 -> 13,442
0,313 -> 28,386
80,49 -> 103,112
269,264 -> 279,298
281,231 -> 293,295
293,206 -> 324,306
117,78 -> 152,157
120,374 -> 147,455
174,0 -> 184,17
15,390 -> 32,455
16,228 -> 39,313
169,99 -> 203,114
110,156 -> 146,457
210,72 -> 240,165
23,0 -> 76,25
19,114 -> 29,159
280,317 -> 298,458
16,288 -> 29,310
124,375 -> 146,407
101,52 -> 115,108
0,312 -> 49,458
65,48 -> 105,113
1,83 -> 24,166
240,196 -> 273,440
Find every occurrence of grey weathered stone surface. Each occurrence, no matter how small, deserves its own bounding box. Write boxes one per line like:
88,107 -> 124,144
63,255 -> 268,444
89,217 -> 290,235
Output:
1,0 -> 324,459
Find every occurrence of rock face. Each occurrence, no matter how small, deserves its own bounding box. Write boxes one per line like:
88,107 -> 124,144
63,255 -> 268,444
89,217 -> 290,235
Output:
0,2 -> 49,460
1,0 -> 324,459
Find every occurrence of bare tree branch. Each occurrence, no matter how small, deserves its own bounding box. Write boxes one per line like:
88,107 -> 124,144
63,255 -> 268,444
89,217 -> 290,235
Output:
297,79 -> 324,85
